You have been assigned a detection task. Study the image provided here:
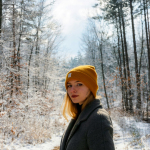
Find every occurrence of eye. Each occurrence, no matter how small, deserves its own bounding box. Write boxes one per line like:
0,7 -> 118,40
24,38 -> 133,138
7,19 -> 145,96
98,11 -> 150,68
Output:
77,83 -> 83,86
67,84 -> 72,88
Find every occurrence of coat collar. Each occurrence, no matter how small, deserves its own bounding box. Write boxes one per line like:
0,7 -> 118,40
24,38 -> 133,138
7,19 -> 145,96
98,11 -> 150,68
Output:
64,99 -> 102,149
78,99 -> 102,122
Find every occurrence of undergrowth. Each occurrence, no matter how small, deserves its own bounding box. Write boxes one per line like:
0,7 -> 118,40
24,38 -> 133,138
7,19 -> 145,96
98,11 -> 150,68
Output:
0,93 -> 66,146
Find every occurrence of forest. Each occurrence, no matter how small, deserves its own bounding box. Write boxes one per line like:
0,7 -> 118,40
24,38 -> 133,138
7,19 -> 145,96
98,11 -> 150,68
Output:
0,0 -> 150,149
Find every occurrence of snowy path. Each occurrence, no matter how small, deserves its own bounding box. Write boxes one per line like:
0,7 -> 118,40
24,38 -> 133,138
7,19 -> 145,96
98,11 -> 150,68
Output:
113,120 -> 150,150
113,120 -> 136,150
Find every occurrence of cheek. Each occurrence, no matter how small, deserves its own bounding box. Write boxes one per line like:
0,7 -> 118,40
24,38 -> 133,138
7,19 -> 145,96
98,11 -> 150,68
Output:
82,88 -> 90,96
86,89 -> 90,96
67,89 -> 70,95
67,89 -> 73,96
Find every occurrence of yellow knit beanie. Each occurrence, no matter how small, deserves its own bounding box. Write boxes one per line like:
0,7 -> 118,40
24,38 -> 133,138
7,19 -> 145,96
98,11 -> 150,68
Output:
65,65 -> 98,97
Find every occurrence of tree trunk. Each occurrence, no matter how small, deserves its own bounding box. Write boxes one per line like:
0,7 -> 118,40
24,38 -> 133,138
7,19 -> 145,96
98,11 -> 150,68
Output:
16,0 -> 24,89
129,0 -> 141,109
99,42 -> 110,109
146,0 -> 150,106
139,11 -> 144,75
10,4 -> 17,98
143,0 -> 150,105
120,3 -> 133,112
118,6 -> 128,110
27,45 -> 34,99
0,0 -> 2,68
115,13 -> 124,109
34,11 -> 42,92
0,0 -> 2,35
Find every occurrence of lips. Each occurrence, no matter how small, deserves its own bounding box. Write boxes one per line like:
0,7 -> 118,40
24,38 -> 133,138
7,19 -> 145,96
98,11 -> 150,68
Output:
71,95 -> 79,98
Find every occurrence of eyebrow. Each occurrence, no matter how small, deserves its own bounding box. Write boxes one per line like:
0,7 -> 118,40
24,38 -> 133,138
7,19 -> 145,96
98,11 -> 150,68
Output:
67,81 -> 81,84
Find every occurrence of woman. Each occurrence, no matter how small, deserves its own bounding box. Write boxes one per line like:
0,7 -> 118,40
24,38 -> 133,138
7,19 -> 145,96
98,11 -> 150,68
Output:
60,65 -> 115,150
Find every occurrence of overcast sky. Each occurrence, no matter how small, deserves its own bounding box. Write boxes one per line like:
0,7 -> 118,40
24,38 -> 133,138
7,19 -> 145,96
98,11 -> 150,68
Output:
52,0 -> 97,58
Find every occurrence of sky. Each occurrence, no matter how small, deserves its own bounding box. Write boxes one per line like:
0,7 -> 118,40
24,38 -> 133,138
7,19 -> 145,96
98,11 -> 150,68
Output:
52,0 -> 97,58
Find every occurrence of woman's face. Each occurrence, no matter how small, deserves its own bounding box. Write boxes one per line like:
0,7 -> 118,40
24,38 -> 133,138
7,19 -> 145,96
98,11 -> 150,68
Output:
67,80 -> 90,105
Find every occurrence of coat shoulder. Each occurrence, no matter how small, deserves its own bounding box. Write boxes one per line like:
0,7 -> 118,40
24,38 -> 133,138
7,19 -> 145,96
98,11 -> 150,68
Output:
88,107 -> 113,125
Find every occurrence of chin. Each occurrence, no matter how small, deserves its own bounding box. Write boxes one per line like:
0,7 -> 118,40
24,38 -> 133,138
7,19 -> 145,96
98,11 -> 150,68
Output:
72,101 -> 78,104
71,100 -> 80,104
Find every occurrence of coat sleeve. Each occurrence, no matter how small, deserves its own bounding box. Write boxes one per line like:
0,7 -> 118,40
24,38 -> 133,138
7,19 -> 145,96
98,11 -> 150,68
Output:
87,112 -> 115,150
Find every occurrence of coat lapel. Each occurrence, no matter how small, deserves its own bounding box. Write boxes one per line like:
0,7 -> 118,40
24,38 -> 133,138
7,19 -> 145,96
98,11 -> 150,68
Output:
60,119 -> 76,150
66,115 -> 81,147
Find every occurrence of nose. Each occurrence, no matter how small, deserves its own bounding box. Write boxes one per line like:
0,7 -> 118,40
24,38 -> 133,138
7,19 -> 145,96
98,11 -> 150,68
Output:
70,86 -> 77,93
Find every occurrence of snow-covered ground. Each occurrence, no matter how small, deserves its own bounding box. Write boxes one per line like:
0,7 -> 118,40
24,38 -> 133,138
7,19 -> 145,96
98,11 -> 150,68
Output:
113,120 -> 149,150
0,135 -> 61,150
0,91 -> 150,150
1,115 -> 150,150
112,109 -> 150,150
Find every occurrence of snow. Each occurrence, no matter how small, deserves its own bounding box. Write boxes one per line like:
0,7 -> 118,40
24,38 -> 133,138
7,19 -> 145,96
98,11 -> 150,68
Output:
113,120 -> 134,149
112,110 -> 150,150
1,136 -> 61,150
0,92 -> 150,150
113,120 -> 145,150
1,115 -> 150,150
19,136 -> 61,150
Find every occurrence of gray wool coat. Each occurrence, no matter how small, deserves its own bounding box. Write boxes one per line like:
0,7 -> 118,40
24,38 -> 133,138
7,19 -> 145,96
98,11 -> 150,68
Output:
60,99 -> 115,150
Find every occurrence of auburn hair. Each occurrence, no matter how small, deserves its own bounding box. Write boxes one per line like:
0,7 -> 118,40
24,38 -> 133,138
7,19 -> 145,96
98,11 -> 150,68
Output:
62,92 -> 96,121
